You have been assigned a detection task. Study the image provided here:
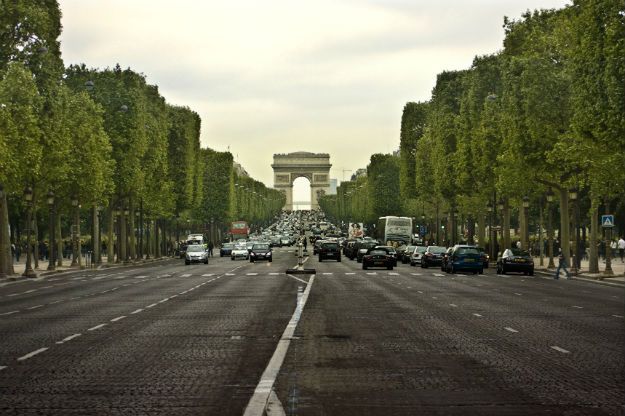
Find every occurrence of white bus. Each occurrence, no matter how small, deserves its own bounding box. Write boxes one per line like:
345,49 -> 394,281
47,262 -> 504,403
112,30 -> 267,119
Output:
377,216 -> 412,246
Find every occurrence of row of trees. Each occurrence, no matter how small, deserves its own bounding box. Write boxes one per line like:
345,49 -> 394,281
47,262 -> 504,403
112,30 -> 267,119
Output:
320,0 -> 624,273
0,1 -> 284,276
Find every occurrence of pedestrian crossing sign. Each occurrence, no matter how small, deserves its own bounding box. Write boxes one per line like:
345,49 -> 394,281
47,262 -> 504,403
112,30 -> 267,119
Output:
601,215 -> 614,228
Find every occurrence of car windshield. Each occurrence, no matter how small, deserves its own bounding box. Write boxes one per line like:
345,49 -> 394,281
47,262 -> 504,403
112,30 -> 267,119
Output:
511,249 -> 530,256
416,246 -> 427,253
369,250 -> 387,256
234,244 -> 246,250
404,246 -> 416,252
428,246 -> 447,254
456,247 -> 479,255
187,245 -> 204,252
253,244 -> 270,250
223,243 -> 235,248
322,243 -> 338,249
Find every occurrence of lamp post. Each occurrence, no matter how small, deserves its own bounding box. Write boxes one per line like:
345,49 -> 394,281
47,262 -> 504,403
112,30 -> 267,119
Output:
46,191 -> 55,271
22,187 -> 37,278
497,199 -> 505,255
452,210 -> 459,245
442,212 -> 448,245
114,206 -> 121,263
122,207 -> 129,263
95,205 -> 102,264
569,188 -> 578,275
546,189 -> 555,268
487,202 -> 494,261
522,196 -> 530,251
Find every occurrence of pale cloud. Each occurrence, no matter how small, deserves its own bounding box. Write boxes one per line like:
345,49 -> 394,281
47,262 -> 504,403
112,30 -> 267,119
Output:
59,0 -> 570,203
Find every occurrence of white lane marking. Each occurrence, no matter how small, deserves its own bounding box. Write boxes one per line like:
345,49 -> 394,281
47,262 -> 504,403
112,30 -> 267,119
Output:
243,275 -> 316,416
0,366 -> 6,371
49,300 -> 63,305
504,327 -> 519,333
514,293 -> 522,296
110,316 -> 126,322
345,272 -> 355,275
226,273 -> 235,276
158,298 -> 169,303
110,287 -> 120,291
247,273 -> 258,276
87,324 -> 107,331
169,294 -> 178,299
179,291 -> 188,295
134,275 -> 148,279
366,272 -> 377,275
146,303 -> 158,308
322,272 -> 333,275
202,273 -> 214,277
7,293 -> 20,297
72,277 -> 83,280
434,273 -> 445,277
612,314 -> 623,318
411,273 -> 422,276
17,347 -> 49,361
130,308 -> 143,314
572,305 -> 583,309
27,305 -> 44,310
286,274 -> 308,284
551,346 -> 570,354
180,274 -> 191,277
473,313 -> 483,317
449,303 -> 458,307
56,333 -> 81,344
1,310 -> 20,316
417,291 -> 423,294
161,274 -> 171,277
42,285 -> 53,289
23,289 -> 37,294
269,272 -> 279,275
389,272 -> 399,276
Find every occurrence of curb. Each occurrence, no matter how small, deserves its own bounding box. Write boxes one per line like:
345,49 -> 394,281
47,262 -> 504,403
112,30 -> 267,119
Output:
534,269 -> 625,288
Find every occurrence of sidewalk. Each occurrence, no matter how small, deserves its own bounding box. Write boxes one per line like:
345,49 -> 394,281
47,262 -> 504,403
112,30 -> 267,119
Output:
533,255 -> 625,284
2,255 -> 169,281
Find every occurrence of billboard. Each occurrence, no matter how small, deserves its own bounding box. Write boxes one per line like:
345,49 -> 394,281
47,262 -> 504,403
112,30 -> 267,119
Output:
348,222 -> 364,239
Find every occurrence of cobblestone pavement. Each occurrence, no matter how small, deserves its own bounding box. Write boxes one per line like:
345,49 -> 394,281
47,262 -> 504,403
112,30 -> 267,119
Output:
0,249 -> 303,415
2,248 -> 624,415
274,257 -> 625,416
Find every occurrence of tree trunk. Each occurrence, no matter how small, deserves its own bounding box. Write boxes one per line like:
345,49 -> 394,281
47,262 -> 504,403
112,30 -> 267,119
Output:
503,198 -> 511,251
558,188 -> 571,266
589,199 -> 599,273
129,198 -> 136,261
477,211 -> 485,249
56,212 -> 63,267
0,192 -> 12,276
33,206 -> 39,269
107,205 -> 114,264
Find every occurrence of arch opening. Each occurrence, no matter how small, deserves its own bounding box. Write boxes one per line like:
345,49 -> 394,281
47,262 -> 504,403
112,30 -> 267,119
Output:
292,176 -> 311,211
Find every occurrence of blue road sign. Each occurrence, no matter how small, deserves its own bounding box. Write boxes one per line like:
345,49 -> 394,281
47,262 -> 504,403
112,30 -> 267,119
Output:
601,215 -> 614,228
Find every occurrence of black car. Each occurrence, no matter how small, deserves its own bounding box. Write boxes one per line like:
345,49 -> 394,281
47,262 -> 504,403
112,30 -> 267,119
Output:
318,241 -> 341,262
371,245 -> 398,266
356,241 -> 379,263
421,246 -> 447,268
219,242 -> 236,257
400,245 -> 416,264
476,246 -> 489,268
440,247 -> 454,271
362,248 -> 394,270
249,243 -> 272,262
497,248 -> 534,275
313,239 -> 329,255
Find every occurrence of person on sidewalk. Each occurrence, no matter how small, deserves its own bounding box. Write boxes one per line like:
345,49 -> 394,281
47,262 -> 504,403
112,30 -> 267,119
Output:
207,241 -> 214,257
618,237 -> 625,263
555,248 -> 571,280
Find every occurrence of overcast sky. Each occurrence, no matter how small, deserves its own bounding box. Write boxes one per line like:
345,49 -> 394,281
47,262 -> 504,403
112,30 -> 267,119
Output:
59,0 -> 570,204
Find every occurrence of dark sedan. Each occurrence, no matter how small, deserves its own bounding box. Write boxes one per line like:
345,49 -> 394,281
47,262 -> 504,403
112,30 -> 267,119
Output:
445,245 -> 483,274
497,248 -> 534,275
400,245 -> 417,264
249,243 -> 272,262
219,242 -> 236,257
421,246 -> 447,268
362,248 -> 394,270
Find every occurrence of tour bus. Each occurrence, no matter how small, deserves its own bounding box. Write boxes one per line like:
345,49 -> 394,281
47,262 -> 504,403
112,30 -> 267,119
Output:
229,221 -> 250,241
377,216 -> 413,246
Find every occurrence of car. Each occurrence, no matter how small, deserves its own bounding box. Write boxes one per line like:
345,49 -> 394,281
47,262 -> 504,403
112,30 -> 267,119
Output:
178,243 -> 188,259
356,241 -> 379,263
313,239 -> 329,255
476,246 -> 489,268
440,247 -> 454,271
344,240 -> 360,259
249,243 -> 272,262
270,237 -> 281,247
400,245 -> 416,264
185,244 -> 208,265
421,246 -> 447,268
372,245 -> 398,266
219,242 -> 236,257
319,241 -> 341,262
445,245 -> 483,274
409,246 -> 427,266
231,243 -> 249,260
362,248 -> 394,270
497,248 -> 534,275
280,237 -> 291,247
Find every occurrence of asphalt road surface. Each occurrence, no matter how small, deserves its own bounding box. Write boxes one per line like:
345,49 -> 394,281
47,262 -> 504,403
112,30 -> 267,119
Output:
1,248 -> 623,415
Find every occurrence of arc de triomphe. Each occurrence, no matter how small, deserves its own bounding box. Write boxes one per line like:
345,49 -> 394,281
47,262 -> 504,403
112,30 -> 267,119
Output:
272,152 -> 332,210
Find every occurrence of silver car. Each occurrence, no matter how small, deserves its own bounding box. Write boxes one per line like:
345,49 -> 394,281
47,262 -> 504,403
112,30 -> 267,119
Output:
185,245 -> 208,265
410,246 -> 427,266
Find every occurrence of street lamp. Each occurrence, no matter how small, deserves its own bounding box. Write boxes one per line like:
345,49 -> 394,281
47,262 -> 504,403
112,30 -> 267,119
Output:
46,191 -> 55,271
569,188 -> 578,275
22,187 -> 37,278
546,189 -> 555,268
522,196 -> 530,251
71,195 -> 79,267
487,202 -> 494,261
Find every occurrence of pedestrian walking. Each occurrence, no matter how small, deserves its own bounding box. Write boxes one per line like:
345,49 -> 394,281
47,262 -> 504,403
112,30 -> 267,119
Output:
207,241 -> 214,257
618,237 -> 625,263
610,239 -> 617,259
554,248 -> 571,280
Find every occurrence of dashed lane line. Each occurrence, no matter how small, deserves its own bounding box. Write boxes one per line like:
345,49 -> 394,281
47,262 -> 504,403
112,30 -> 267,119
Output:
1,310 -> 20,316
572,305 -> 583,309
0,366 -> 6,371
180,274 -> 192,278
366,272 -> 377,275
17,347 -> 49,361
247,273 -> 259,276
417,291 -> 423,294
202,273 -> 214,277
158,298 -> 169,303
434,273 -> 445,277
87,323 -> 107,331
514,293 -> 523,296
473,313 -> 483,317
130,308 -> 143,314
110,316 -> 126,322
146,303 -> 158,308
411,273 -> 423,276
345,272 -> 355,275
27,305 -> 43,310
504,327 -> 519,333
551,346 -> 570,354
56,334 -> 81,344
449,303 -> 458,307
269,272 -> 280,275
612,314 -> 623,318
389,272 -> 399,276
322,272 -> 333,275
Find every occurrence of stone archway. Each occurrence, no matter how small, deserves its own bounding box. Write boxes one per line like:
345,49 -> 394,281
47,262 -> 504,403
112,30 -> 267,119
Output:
272,152 -> 332,211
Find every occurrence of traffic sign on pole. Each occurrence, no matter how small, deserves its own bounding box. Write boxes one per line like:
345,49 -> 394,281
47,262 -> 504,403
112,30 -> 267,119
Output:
601,215 -> 614,228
